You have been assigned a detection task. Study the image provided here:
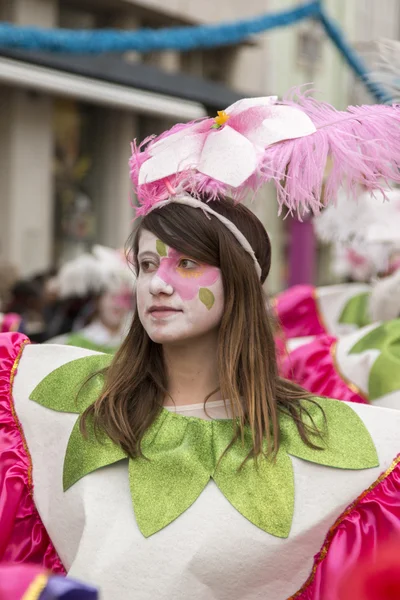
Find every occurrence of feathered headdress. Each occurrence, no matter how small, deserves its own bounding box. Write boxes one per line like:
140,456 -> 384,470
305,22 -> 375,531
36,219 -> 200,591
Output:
364,39 -> 400,104
55,246 -> 136,300
314,187 -> 400,243
314,187 -> 400,281
130,90 -> 400,217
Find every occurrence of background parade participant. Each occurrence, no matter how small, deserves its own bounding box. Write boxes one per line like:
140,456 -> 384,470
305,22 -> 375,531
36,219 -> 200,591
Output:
46,245 -> 135,353
275,186 -> 400,340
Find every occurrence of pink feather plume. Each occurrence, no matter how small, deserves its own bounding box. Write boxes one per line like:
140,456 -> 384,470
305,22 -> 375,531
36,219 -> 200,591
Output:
129,89 -> 400,216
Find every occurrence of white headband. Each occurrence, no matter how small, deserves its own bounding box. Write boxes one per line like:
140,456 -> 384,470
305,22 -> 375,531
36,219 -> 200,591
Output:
147,194 -> 263,279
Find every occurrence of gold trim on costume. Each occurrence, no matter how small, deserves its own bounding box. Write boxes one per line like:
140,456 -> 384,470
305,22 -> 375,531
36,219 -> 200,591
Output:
287,453 -> 400,599
21,573 -> 48,600
311,286 -> 329,333
9,338 -> 32,485
329,340 -> 369,402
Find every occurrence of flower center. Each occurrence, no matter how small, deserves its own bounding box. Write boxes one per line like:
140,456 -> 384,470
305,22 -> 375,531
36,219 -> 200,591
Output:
213,110 -> 230,128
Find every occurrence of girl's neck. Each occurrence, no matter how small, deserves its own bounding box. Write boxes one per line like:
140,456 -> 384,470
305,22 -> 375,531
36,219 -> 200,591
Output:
163,332 -> 221,406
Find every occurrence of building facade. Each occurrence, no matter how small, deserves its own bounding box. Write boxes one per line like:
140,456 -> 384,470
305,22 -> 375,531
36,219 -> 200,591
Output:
266,0 -> 400,287
0,0 -> 281,285
1,0 -> 398,291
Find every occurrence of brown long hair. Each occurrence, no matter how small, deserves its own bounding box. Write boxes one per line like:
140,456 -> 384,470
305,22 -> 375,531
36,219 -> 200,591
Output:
81,197 -> 322,458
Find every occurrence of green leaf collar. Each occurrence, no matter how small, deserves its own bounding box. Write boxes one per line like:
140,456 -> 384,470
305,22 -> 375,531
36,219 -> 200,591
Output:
30,355 -> 378,539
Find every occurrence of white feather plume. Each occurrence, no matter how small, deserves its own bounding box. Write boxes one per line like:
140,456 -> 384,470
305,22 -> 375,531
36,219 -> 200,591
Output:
366,38 -> 400,104
369,269 -> 400,321
56,246 -> 136,300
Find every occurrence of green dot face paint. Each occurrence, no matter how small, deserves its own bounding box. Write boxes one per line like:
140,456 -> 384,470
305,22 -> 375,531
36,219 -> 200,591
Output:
199,288 -> 215,310
156,239 -> 168,257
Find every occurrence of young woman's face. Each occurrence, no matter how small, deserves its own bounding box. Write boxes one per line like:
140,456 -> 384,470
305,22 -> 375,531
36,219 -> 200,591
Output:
136,229 -> 224,344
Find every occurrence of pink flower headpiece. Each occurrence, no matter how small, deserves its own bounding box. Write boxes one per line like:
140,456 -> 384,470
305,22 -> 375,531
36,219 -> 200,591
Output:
130,90 -> 400,217
129,90 -> 400,277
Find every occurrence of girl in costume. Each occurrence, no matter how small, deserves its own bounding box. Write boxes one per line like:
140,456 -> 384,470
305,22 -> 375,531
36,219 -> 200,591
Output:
46,245 -> 135,353
274,186 -> 400,340
3,93 -> 400,600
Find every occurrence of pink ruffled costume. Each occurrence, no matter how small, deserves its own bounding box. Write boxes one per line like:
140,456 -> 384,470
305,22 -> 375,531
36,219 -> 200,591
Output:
0,332 -> 64,572
274,283 -> 372,341
1,332 -> 400,599
280,318 -> 400,410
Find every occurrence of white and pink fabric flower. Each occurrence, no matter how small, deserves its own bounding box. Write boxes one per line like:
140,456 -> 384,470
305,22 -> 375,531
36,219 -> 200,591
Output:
138,97 -> 316,189
130,91 -> 400,216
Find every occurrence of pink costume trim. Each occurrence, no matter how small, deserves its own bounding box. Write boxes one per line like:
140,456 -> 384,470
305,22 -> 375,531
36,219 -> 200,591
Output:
280,333 -> 368,404
0,563 -> 48,599
288,454 -> 400,599
274,285 -> 327,339
0,332 -> 65,573
1,313 -> 22,333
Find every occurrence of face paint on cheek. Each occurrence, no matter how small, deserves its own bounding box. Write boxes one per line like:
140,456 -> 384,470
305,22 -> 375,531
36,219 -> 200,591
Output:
156,239 -> 168,257
199,288 -> 215,310
156,245 -> 220,302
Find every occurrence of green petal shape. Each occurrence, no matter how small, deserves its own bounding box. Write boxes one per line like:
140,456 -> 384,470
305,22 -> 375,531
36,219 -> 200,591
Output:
280,397 -> 378,469
30,354 -> 112,413
64,416 -> 126,490
350,320 -> 400,400
339,292 -> 371,328
212,420 -> 294,537
28,354 -> 380,540
199,288 -> 215,310
156,239 -> 167,257
130,412 -> 213,537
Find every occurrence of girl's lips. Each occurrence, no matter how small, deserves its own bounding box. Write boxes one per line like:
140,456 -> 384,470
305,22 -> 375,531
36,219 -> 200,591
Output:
148,307 -> 182,319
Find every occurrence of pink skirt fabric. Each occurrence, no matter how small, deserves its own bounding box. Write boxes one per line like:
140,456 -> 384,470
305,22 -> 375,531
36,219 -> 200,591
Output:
291,455 -> 400,599
274,285 -> 327,339
280,334 -> 368,405
0,332 -> 65,572
1,333 -> 400,599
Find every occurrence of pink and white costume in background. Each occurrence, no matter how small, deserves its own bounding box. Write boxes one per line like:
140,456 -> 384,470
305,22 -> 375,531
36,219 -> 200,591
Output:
274,282 -> 372,340
47,245 -> 135,353
280,318 -> 400,407
275,188 -> 400,341
277,184 -> 400,405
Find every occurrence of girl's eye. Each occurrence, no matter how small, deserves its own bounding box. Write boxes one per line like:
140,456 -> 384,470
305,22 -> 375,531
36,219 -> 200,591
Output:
140,260 -> 157,273
179,258 -> 198,269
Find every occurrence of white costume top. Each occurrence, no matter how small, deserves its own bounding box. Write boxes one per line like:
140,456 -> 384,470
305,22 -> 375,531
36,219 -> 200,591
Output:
9,343 -> 400,600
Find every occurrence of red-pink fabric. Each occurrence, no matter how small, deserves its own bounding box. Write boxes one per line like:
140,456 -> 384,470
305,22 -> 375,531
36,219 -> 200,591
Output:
0,562 -> 48,599
0,332 -> 65,573
336,539 -> 400,600
292,456 -> 400,600
1,313 -> 22,334
275,285 -> 326,339
280,334 -> 368,405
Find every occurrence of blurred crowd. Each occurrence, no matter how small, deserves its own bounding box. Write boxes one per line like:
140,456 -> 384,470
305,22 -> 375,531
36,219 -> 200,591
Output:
0,245 -> 136,351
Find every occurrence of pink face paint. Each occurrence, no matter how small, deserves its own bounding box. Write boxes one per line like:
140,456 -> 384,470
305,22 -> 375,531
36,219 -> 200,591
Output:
157,246 -> 219,302
137,230 -> 225,344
